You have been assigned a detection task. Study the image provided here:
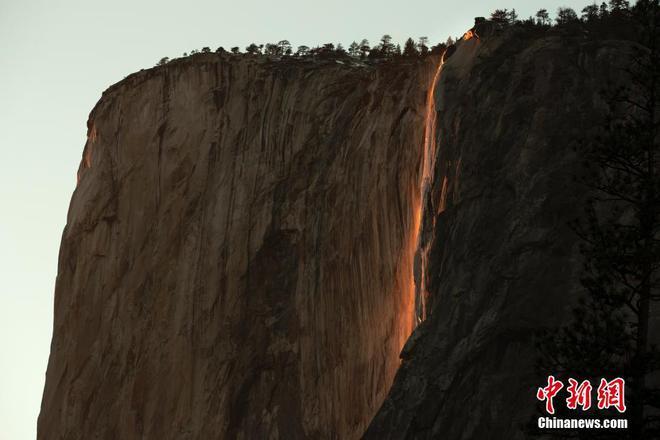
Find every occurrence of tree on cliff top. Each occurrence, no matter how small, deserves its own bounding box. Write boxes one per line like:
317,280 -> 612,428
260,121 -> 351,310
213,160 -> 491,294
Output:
359,39 -> 370,58
582,2 -> 600,21
556,7 -> 579,24
509,8 -> 519,23
348,41 -> 360,57
245,43 -> 261,55
295,45 -> 310,56
378,34 -> 395,56
264,43 -> 279,56
536,2 -> 660,437
610,0 -> 631,13
418,36 -> 429,55
491,8 -> 509,24
277,40 -> 292,56
536,8 -> 551,25
403,37 -> 418,57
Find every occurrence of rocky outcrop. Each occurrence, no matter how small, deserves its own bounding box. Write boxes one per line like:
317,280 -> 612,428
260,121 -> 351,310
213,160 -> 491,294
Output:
38,54 -> 439,439
365,31 -> 634,439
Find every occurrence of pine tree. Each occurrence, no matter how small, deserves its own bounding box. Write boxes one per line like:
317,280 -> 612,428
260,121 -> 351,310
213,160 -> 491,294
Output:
277,40 -> 292,56
245,43 -> 261,55
610,0 -> 631,13
359,39 -> 370,59
556,7 -> 578,25
403,37 -> 418,57
536,9 -> 551,26
508,8 -> 519,24
379,34 -> 394,56
418,36 -> 429,56
582,2 -> 600,21
348,41 -> 360,57
491,8 -> 509,24
295,45 -> 310,56
264,43 -> 278,56
600,2 -> 610,18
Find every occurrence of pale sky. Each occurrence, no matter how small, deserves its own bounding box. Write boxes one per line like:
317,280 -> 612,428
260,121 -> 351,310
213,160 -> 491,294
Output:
0,0 -> 593,438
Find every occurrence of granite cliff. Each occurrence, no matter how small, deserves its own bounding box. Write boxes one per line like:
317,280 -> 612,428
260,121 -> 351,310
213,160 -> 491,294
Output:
38,53 -> 439,439
39,25 -> 635,440
366,28 -> 634,440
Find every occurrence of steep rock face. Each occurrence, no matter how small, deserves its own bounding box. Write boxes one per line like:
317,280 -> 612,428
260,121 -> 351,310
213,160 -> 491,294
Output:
38,54 -> 438,439
365,33 -> 632,439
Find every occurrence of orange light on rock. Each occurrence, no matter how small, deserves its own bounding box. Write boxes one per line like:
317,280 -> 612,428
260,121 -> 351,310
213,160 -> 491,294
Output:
409,59 -> 444,325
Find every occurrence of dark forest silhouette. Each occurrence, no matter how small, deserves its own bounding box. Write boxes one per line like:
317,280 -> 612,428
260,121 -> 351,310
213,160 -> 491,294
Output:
155,1 -> 649,67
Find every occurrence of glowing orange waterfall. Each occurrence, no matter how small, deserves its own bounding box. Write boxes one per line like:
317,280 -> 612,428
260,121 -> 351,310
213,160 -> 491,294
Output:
397,58 -> 443,356
415,59 -> 443,323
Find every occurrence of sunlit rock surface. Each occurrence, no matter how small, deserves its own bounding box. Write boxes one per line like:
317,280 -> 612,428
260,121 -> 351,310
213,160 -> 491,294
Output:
38,53 -> 439,439
365,32 -> 633,440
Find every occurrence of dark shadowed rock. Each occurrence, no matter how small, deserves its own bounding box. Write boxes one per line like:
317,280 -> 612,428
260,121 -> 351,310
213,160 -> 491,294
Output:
365,32 -> 634,440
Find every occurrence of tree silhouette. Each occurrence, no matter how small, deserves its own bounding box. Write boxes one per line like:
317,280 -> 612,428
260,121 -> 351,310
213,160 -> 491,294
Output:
348,41 -> 360,57
245,43 -> 261,55
277,40 -> 292,56
610,0 -> 631,13
230,47 -> 239,54
600,2 -> 610,18
508,8 -> 519,24
264,43 -> 279,56
403,37 -> 418,57
556,7 -> 579,25
379,34 -> 394,57
313,43 -> 336,58
536,8 -> 551,25
295,45 -> 310,56
359,39 -> 370,58
367,46 -> 382,59
491,9 -> 509,24
582,2 -> 600,21
418,36 -> 429,56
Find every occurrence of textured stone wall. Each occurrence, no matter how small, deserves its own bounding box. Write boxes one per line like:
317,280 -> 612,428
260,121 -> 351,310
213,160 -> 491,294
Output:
38,54 -> 438,439
365,32 -> 633,440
